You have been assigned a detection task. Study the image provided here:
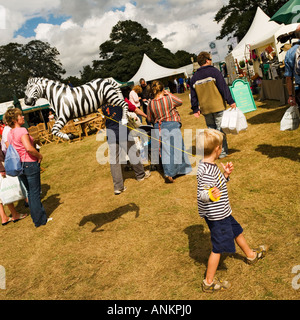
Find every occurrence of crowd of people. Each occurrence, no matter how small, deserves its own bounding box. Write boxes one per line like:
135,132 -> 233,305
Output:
11,38 -> 300,291
100,51 -> 270,293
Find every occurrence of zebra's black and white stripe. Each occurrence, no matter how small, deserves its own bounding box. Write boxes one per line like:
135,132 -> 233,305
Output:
24,77 -> 128,140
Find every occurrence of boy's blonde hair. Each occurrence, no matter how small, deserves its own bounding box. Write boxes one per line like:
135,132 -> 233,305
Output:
197,129 -> 224,156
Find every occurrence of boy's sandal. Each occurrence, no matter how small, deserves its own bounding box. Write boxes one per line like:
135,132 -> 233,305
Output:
246,245 -> 268,265
202,278 -> 231,293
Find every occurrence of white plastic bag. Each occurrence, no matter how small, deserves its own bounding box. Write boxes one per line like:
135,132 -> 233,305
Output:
280,106 -> 300,131
0,175 -> 25,205
221,108 -> 248,134
221,108 -> 232,134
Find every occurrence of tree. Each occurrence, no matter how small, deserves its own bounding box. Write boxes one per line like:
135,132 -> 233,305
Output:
0,40 -> 65,103
0,43 -> 29,103
174,50 -> 196,66
24,40 -> 66,80
215,0 -> 288,41
81,20 -> 196,83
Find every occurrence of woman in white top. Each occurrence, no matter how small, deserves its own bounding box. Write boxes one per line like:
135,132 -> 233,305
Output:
129,85 -> 142,122
1,121 -> 11,154
129,85 -> 142,108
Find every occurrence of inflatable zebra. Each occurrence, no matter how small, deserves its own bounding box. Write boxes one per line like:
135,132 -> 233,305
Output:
24,77 -> 128,140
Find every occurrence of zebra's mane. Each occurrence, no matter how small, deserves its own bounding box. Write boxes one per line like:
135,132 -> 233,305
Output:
28,77 -> 108,89
28,77 -> 63,88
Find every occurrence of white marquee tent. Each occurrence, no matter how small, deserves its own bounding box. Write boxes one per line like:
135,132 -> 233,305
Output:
225,7 -> 281,83
250,22 -> 299,58
225,7 -> 300,83
129,54 -> 188,84
230,7 -> 280,63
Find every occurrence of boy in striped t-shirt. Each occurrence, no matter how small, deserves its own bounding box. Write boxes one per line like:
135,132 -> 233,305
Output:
197,129 -> 267,293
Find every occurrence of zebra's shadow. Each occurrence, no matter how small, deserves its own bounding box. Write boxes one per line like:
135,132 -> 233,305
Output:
79,203 -> 140,233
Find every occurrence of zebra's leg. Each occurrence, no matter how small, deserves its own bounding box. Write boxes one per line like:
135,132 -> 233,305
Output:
51,118 -> 71,140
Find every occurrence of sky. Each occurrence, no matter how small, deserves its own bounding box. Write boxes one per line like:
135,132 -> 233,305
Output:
0,0 -> 231,78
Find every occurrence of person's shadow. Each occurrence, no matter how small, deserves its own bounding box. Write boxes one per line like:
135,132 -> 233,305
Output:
184,225 -> 212,268
256,144 -> 300,162
15,183 -> 61,218
41,184 -> 62,218
184,224 -> 245,277
79,203 -> 140,232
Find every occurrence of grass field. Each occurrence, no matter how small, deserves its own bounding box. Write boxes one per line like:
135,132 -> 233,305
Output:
0,91 -> 299,300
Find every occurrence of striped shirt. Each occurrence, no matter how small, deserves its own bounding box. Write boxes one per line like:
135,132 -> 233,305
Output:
147,92 -> 182,124
197,161 -> 232,221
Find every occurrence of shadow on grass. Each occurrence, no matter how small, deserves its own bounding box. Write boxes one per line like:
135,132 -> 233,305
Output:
184,225 -> 211,267
256,144 -> 300,162
247,107 -> 287,125
184,224 -> 245,277
14,184 -> 61,218
79,203 -> 140,232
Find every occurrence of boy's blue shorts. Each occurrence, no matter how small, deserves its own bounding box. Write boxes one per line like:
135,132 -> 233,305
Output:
205,215 -> 243,254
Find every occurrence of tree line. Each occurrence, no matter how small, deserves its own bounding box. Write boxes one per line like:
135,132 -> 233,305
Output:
0,0 -> 287,103
0,20 -> 196,103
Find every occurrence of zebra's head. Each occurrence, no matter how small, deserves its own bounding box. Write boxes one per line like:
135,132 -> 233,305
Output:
24,77 -> 45,106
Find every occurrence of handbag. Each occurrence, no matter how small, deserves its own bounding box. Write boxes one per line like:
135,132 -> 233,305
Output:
4,130 -> 24,177
0,175 -> 25,205
4,144 -> 23,177
221,108 -> 248,134
280,106 -> 300,131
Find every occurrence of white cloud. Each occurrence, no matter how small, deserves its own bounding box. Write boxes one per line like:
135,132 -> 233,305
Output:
0,0 -> 231,78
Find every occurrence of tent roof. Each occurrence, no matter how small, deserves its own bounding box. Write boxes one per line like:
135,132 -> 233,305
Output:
250,22 -> 298,49
0,98 -> 50,120
108,77 -> 134,88
129,54 -> 188,84
230,7 -> 280,60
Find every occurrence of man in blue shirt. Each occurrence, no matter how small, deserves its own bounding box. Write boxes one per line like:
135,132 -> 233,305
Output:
284,25 -> 300,107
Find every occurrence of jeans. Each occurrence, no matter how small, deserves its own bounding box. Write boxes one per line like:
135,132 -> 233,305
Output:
18,162 -> 47,228
152,122 -> 192,178
204,111 -> 228,156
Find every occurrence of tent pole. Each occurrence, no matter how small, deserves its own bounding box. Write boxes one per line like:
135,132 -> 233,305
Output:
40,110 -> 46,125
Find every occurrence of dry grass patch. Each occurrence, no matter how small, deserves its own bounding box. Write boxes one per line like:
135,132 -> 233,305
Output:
0,92 -> 299,300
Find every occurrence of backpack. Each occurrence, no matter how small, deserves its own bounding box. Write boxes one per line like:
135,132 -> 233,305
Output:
295,45 -> 300,75
4,133 -> 24,177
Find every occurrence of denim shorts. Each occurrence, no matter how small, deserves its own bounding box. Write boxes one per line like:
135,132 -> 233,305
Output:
205,215 -> 243,254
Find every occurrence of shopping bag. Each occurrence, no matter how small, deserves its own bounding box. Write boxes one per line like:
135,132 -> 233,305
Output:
4,144 -> 23,177
221,108 -> 248,134
228,109 -> 239,134
220,108 -> 232,134
280,106 -> 300,131
0,175 -> 25,205
236,108 -> 248,133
